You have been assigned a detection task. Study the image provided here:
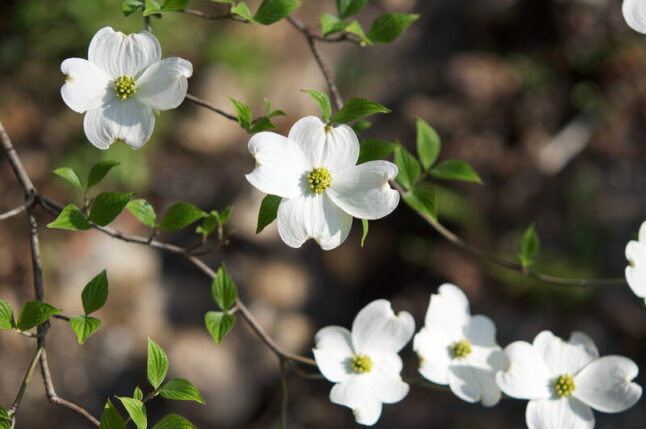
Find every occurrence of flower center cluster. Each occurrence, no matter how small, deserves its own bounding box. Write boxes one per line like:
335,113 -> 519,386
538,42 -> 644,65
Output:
450,339 -> 472,359
307,167 -> 332,194
554,374 -> 576,397
114,75 -> 136,101
350,354 -> 373,374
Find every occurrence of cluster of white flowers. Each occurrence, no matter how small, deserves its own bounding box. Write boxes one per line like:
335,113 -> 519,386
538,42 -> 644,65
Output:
314,284 -> 642,427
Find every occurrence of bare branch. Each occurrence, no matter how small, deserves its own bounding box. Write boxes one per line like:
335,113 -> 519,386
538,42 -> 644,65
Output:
185,94 -> 239,122
0,195 -> 35,221
0,121 -> 36,196
7,346 -> 43,426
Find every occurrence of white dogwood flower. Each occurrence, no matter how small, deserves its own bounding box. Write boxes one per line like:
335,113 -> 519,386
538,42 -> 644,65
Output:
246,116 -> 399,250
60,26 -> 192,150
623,0 -> 646,34
625,220 -> 646,298
413,283 -> 507,406
496,330 -> 642,429
313,299 -> 415,426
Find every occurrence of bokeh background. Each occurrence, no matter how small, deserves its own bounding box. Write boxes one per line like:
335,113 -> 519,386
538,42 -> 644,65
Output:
1,0 -> 646,427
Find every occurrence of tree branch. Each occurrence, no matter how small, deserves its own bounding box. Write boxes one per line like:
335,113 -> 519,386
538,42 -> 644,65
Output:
185,94 -> 239,122
0,121 -> 36,196
0,195 -> 35,221
7,346 -> 43,427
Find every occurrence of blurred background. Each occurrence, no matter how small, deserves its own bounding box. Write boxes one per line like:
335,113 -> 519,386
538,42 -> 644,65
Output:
1,0 -> 646,427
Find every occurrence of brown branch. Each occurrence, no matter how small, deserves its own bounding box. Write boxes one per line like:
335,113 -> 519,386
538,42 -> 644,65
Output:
0,195 -> 35,221
0,121 -> 36,196
185,94 -> 238,122
7,346 -> 43,426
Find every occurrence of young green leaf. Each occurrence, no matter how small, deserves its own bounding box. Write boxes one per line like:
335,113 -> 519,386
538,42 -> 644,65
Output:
218,206 -> 233,224
116,397 -> 147,429
126,199 -> 158,228
81,270 -> 108,315
159,379 -> 205,404
133,387 -> 144,402
47,204 -> 91,231
160,203 -> 207,231
210,0 -> 235,4
256,194 -> 281,233
254,0 -> 300,25
367,13 -> 419,44
87,161 -> 120,190
196,215 -> 217,238
205,311 -> 235,344
147,338 -> 169,390
162,0 -> 189,10
264,98 -> 286,118
0,405 -> 9,421
122,0 -> 144,17
345,20 -> 370,44
358,139 -> 397,164
0,300 -> 15,330
228,98 -> 252,130
143,0 -> 163,16
415,118 -> 441,170
152,415 -> 196,429
16,301 -> 62,331
231,2 -> 255,22
301,90 -> 332,123
336,0 -> 366,19
429,159 -> 482,184
248,117 -> 277,133
351,120 -> 371,134
100,399 -> 125,429
393,145 -> 421,190
212,265 -> 238,311
361,219 -> 369,247
88,192 -> 136,226
519,224 -> 540,268
53,167 -> 85,191
332,98 -> 390,124
320,13 -> 349,36
402,188 -> 436,220
70,315 -> 101,344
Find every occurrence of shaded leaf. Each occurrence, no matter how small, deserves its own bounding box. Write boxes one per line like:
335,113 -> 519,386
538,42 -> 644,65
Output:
358,139 -> 396,164
256,194 -> 281,234
254,0 -> 300,25
160,203 -> 207,231
415,118 -> 441,170
87,161 -> 120,189
53,167 -> 84,191
402,188 -> 436,220
429,159 -> 482,184
301,89 -> 332,123
126,199 -> 157,228
248,117 -> 276,133
205,311 -> 235,345
0,300 -> 15,330
393,145 -> 421,190
82,270 -> 108,315
162,0 -> 189,10
336,0 -> 366,19
47,204 -> 91,231
100,399 -> 125,429
321,13 -> 348,36
519,224 -> 540,268
16,301 -> 62,331
88,192 -> 136,226
212,265 -> 238,311
367,13 -> 419,44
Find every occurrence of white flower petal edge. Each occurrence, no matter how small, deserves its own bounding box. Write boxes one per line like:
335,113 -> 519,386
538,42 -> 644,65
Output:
495,341 -> 552,400
60,59 -> 110,113
136,57 -> 193,110
88,27 -> 161,78
623,0 -> 646,34
625,220 -> 646,298
83,100 -> 154,150
526,398 -> 594,429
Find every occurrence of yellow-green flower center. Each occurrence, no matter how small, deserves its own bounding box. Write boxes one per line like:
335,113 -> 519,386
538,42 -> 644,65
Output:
114,75 -> 136,101
554,374 -> 576,397
450,339 -> 472,359
350,354 -> 373,374
307,167 -> 332,194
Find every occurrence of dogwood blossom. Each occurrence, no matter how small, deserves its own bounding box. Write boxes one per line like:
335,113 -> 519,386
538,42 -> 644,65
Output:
625,220 -> 646,298
413,283 -> 506,406
60,27 -> 192,150
496,330 -> 642,429
312,299 -> 415,426
246,116 -> 399,250
623,0 -> 646,34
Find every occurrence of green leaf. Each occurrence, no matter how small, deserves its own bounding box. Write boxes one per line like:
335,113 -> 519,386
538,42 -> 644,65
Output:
332,98 -> 390,124
196,215 -> 217,238
301,90 -> 332,123
88,192 -> 136,226
0,300 -> 15,330
231,2 -> 255,22
133,387 -> 143,401
53,167 -> 85,191
228,98 -> 252,130
336,0 -> 366,19
82,270 -> 108,315
143,0 -> 163,16
429,159 -> 482,184
345,20 -> 370,44
402,188 -> 436,220
256,195 -> 281,234
351,120 -> 371,133
358,139 -> 397,164
415,118 -> 441,170
367,13 -> 419,44
116,397 -> 147,429
126,199 -> 158,228
361,219 -> 369,247
393,145 -> 421,190
159,379 -> 205,404
152,415 -> 196,429
122,0 -> 144,17
254,0 -> 300,25
47,204 -> 91,231
210,0 -> 235,4
16,301 -> 62,331
519,224 -> 540,268
248,117 -> 277,133
100,399 -> 125,429
212,265 -> 238,311
205,311 -> 235,345
218,206 -> 232,224
162,0 -> 189,10
147,338 -> 169,390
87,161 -> 120,190
0,405 -> 9,421
160,203 -> 207,232
264,98 -> 286,118
320,13 -> 348,36
70,316 -> 101,344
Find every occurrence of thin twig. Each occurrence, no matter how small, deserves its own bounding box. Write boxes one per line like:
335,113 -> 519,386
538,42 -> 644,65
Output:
278,359 -> 288,429
7,346 -> 43,427
0,195 -> 35,221
0,121 -> 36,195
185,94 -> 238,122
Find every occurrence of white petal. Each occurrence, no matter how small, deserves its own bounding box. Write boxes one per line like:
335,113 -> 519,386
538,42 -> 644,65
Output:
276,194 -> 352,250
413,327 -> 452,385
246,132 -> 309,198
83,100 -> 154,150
88,27 -> 161,78
496,341 -> 552,400
367,371 -> 409,404
623,0 -> 646,34
526,398 -> 594,429
423,283 -> 471,341
313,326 -> 354,383
639,220 -> 646,242
448,362 -> 502,406
372,352 -> 403,376
327,161 -> 400,220
288,116 -> 360,172
574,356 -> 642,413
330,376 -> 383,426
533,331 -> 599,376
60,58 -> 111,113
351,300 -> 415,355
465,314 -> 498,348
625,241 -> 646,298
136,58 -> 193,110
